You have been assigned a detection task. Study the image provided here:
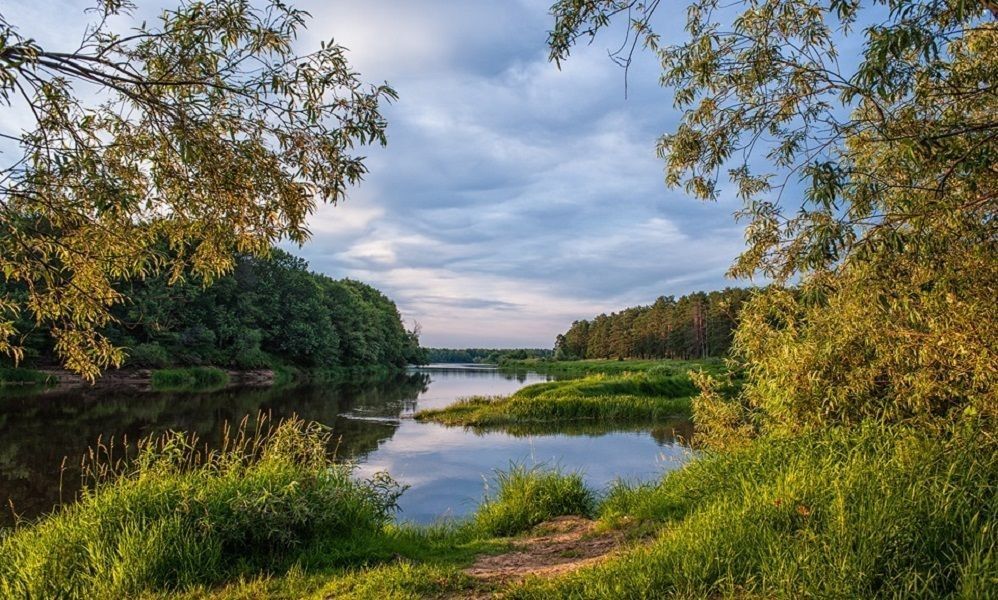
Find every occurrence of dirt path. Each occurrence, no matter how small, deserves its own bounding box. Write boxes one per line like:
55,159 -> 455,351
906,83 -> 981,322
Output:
464,516 -> 625,584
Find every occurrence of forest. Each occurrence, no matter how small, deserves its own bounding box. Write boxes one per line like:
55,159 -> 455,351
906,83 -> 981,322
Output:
4,249 -> 424,371
555,288 -> 752,360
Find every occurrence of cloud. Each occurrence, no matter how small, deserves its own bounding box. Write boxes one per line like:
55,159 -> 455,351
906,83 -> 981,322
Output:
5,0 -> 749,348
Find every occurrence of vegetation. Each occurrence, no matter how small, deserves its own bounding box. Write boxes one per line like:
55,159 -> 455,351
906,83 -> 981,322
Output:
0,368 -> 53,387
549,0 -> 997,434
555,288 -> 752,360
511,422 -> 995,598
474,466 -> 596,537
424,348 -> 553,364
5,249 -> 424,374
416,367 -> 699,427
0,419 -> 407,598
4,417 -> 989,598
501,357 -> 722,377
0,1 -> 397,379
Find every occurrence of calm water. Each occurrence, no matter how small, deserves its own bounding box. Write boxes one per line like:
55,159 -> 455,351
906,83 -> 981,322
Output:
0,365 -> 691,527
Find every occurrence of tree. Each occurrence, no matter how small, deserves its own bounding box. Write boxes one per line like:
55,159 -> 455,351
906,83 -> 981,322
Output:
549,1 -> 997,435
0,0 -> 396,379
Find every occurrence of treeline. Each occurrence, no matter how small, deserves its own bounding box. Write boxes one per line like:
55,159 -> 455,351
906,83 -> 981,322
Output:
555,288 -> 753,360
10,250 -> 424,370
424,348 -> 554,364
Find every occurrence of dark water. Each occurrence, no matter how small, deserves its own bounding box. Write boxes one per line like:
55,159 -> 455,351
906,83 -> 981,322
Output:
0,365 -> 691,527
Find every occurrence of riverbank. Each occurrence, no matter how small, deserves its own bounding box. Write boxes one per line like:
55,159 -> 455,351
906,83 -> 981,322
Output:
415,369 -> 696,427
1,417 -> 990,599
499,357 -> 725,377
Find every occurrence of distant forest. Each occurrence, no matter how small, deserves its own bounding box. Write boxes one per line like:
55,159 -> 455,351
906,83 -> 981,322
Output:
555,288 -> 753,360
8,250 -> 424,370
424,348 -> 554,364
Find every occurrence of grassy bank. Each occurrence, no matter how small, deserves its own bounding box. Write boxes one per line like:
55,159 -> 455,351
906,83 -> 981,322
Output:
510,421 -> 996,598
0,368 -> 55,387
499,357 -> 724,377
3,419 -> 990,598
416,369 -> 697,427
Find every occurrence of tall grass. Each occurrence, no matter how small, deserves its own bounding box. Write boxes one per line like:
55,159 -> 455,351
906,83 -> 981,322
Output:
509,421 -> 997,598
474,465 -> 596,537
150,367 -> 229,391
416,371 -> 695,426
0,417 -> 405,599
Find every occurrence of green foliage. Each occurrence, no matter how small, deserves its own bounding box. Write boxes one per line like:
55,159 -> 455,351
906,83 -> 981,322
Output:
548,1 -> 998,436
555,289 -> 752,360
474,465 -> 596,537
0,1 -> 397,380
416,368 -> 698,427
150,367 -> 229,392
0,418 -> 405,599
0,368 -> 54,386
513,423 -> 997,598
126,343 -> 171,368
9,249 -> 423,374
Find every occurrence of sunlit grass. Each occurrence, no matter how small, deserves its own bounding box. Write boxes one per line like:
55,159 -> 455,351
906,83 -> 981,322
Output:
415,369 -> 697,426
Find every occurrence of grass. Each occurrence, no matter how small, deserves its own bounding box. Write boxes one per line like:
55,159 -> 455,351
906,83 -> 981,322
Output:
415,369 -> 697,427
150,367 -> 229,391
509,421 -> 997,598
0,367 -> 55,387
474,465 -> 597,537
500,357 -> 725,377
0,418 -> 406,598
1,417 -> 993,598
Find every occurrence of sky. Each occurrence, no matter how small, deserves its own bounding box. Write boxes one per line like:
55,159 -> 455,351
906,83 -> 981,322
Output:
4,0 -> 751,348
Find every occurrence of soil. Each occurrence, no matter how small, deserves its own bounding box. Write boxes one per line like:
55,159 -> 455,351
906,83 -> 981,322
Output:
464,516 -> 625,584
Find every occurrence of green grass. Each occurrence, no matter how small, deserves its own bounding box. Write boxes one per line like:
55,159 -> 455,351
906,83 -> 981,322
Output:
0,418 -> 406,598
1,418 -> 992,599
500,357 -> 725,377
415,370 -> 697,427
150,367 -> 229,391
508,421 -> 997,598
474,465 -> 597,537
0,367 -> 55,387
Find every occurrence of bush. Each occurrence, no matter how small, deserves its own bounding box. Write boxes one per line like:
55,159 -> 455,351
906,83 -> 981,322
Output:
125,342 -> 171,368
0,418 -> 405,598
474,465 -> 596,537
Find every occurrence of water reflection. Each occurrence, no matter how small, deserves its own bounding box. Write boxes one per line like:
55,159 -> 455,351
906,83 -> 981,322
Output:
1,366 -> 692,527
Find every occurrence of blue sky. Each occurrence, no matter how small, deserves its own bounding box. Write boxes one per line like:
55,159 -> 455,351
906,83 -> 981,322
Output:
5,0 -> 751,348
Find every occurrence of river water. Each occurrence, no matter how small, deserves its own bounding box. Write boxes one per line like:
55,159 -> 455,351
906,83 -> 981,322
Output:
0,365 -> 691,527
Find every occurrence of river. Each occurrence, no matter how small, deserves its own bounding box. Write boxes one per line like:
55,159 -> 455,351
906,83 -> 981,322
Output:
0,365 -> 692,527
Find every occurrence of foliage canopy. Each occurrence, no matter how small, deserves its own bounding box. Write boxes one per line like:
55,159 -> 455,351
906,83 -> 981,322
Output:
549,0 -> 997,435
0,0 -> 395,378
